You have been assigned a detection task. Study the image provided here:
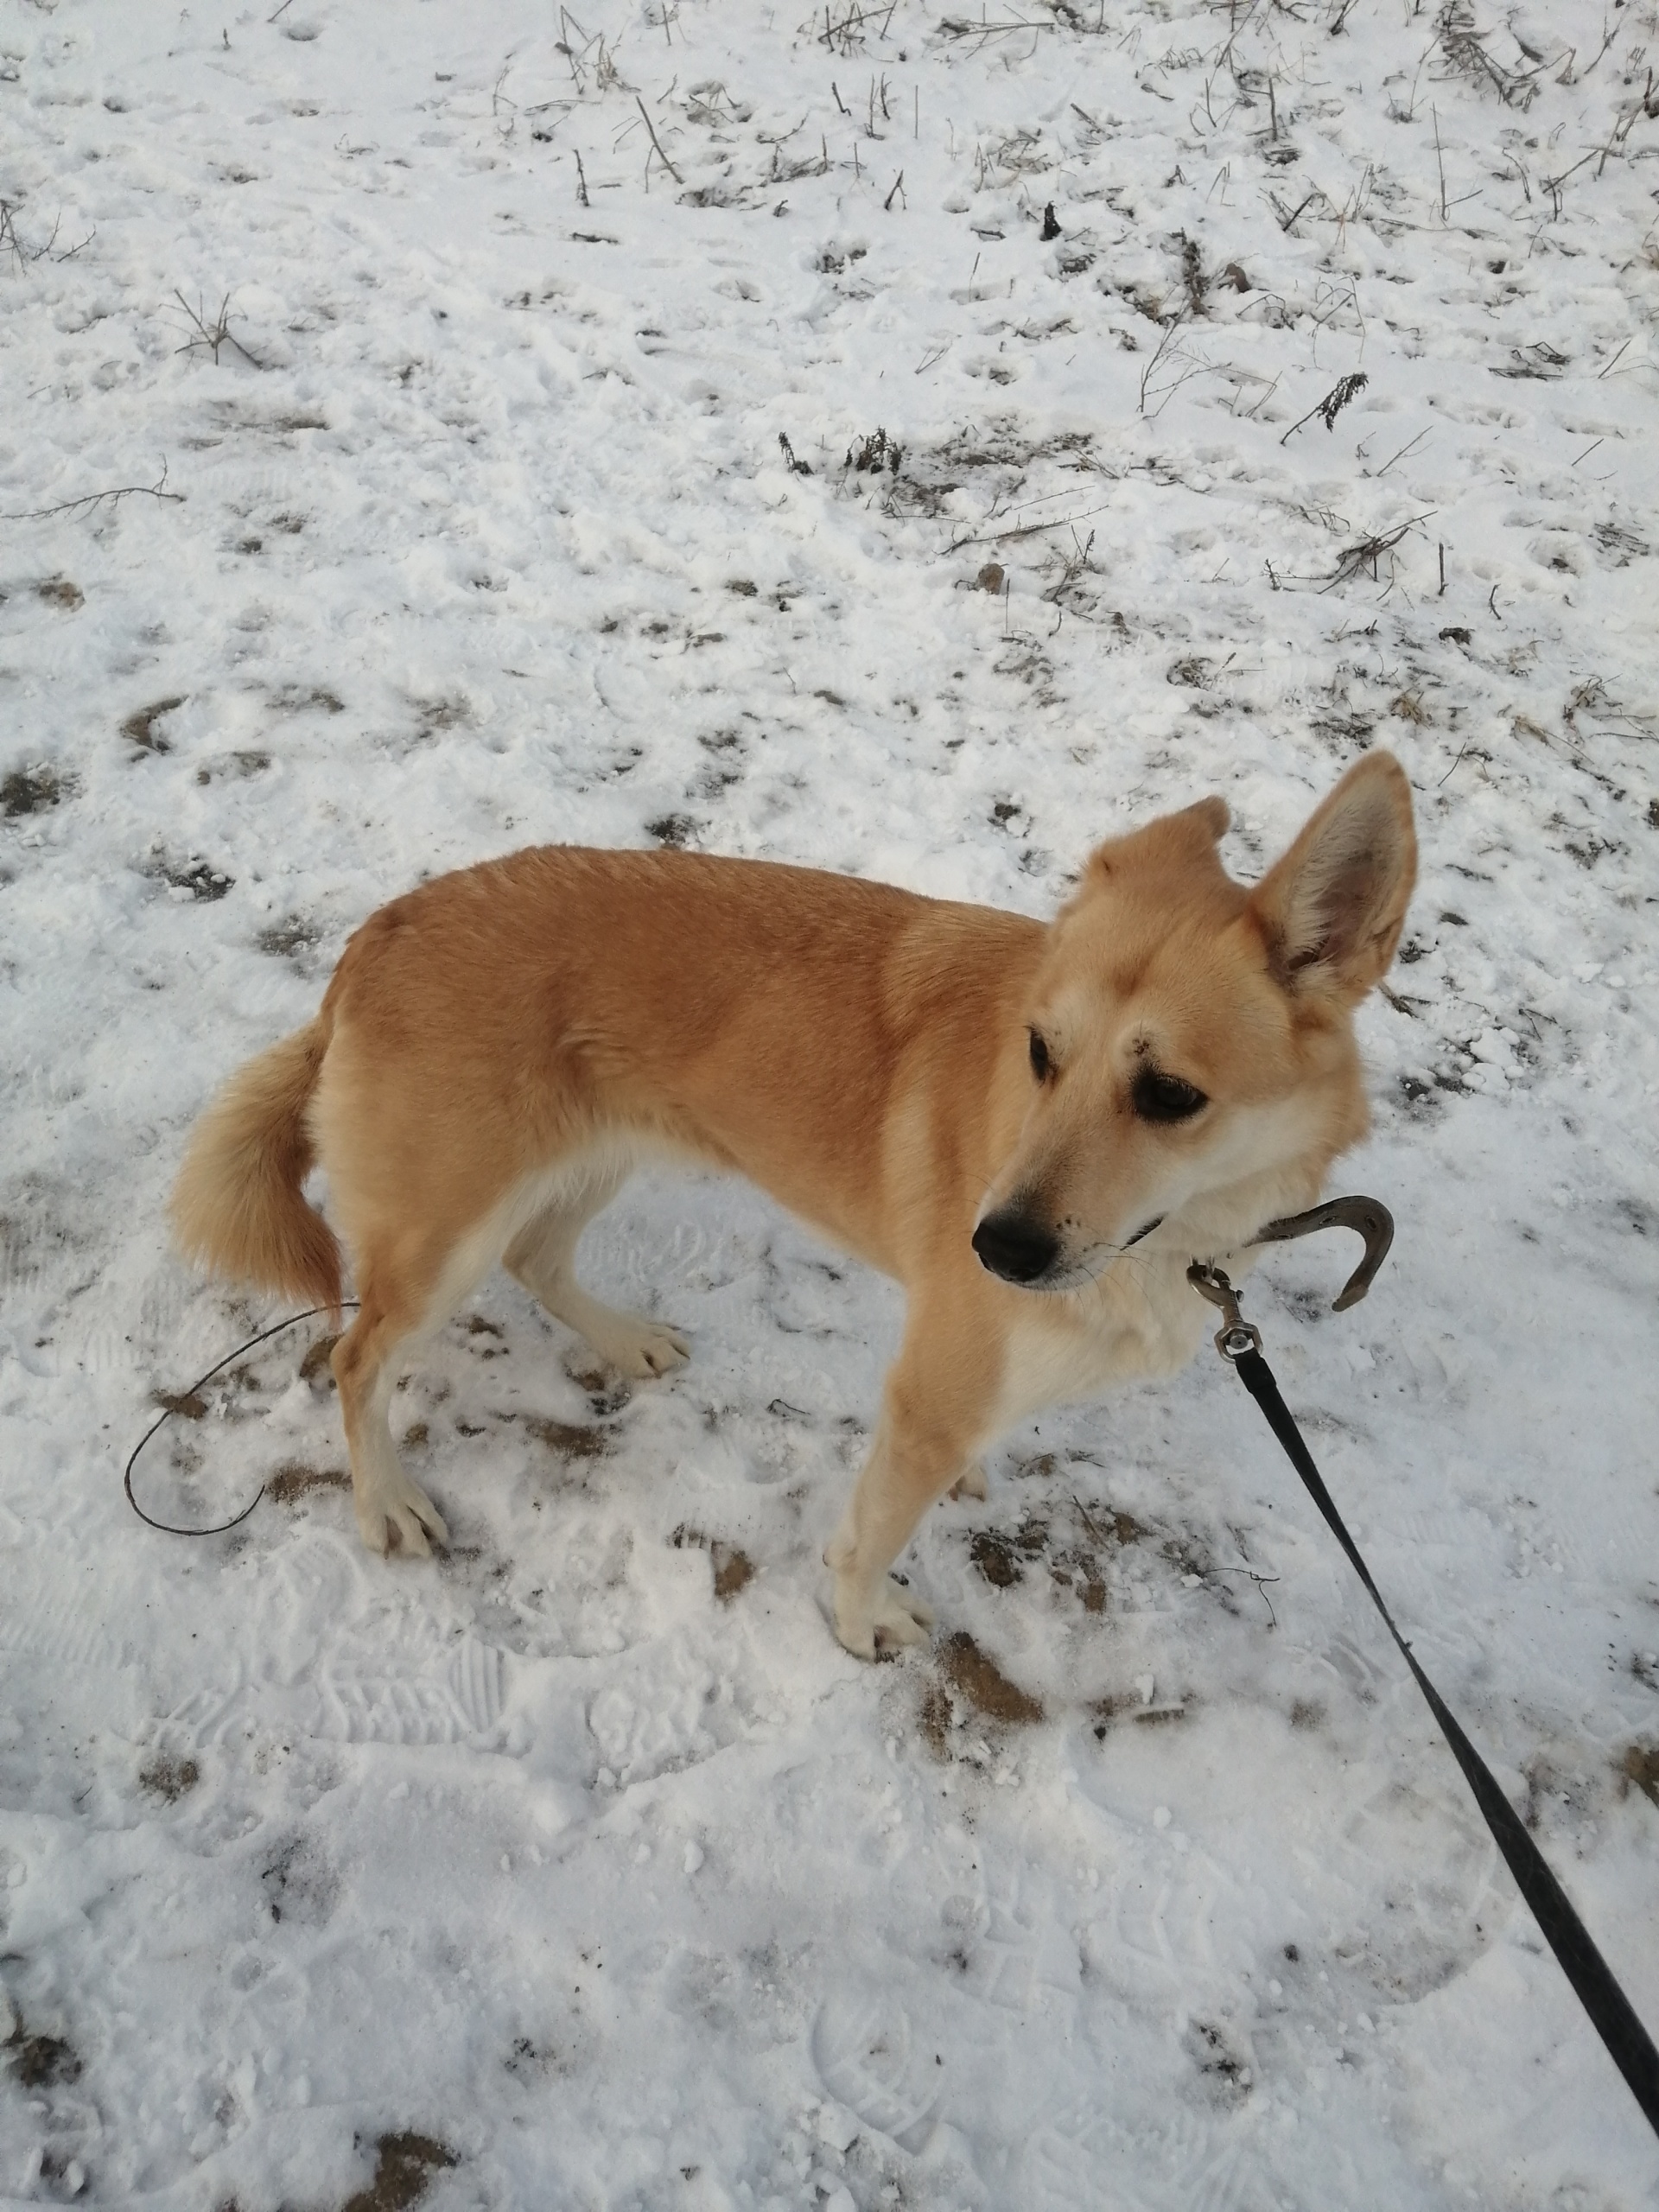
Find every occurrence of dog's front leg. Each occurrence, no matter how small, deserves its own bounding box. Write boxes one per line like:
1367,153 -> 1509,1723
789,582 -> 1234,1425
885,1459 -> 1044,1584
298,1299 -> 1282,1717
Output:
825,1304 -> 999,1659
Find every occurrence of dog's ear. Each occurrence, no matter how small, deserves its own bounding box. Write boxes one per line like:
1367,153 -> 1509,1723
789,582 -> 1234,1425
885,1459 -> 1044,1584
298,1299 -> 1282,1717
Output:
1178,794 -> 1230,844
1249,752 -> 1416,1001
1090,793 -> 1229,878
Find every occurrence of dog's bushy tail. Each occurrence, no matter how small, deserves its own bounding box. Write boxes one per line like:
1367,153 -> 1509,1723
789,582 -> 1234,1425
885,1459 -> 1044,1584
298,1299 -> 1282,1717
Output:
169,1018 -> 342,1319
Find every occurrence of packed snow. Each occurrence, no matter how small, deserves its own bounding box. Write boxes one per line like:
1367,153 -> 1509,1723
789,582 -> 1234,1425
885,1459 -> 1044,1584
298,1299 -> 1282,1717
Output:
3,0 -> 1659,2204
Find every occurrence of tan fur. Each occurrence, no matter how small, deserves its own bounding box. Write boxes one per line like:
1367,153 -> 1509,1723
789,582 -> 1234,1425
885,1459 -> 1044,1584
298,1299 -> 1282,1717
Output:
170,1018 -> 342,1316
171,752 -> 1415,1656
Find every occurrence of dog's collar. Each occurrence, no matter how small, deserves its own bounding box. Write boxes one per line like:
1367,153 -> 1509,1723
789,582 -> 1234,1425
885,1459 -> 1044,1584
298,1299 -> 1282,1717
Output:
1196,1195 -> 1395,1313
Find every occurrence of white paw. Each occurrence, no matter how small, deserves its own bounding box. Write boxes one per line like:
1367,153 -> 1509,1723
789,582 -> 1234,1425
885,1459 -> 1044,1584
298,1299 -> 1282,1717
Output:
950,1460 -> 989,1503
835,1573 -> 935,1661
357,1476 -> 448,1558
597,1318 -> 690,1380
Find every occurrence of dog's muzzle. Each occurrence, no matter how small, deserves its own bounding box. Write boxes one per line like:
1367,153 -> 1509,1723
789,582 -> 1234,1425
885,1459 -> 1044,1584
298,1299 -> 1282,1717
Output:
972,1207 -> 1060,1287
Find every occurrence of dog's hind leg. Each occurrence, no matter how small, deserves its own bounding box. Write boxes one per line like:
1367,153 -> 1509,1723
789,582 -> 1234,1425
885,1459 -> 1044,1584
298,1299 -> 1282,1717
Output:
332,1255 -> 453,1557
504,1166 -> 690,1381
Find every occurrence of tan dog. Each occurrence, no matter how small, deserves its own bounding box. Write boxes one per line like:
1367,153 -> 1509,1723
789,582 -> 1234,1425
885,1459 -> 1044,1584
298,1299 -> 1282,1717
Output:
172,751 -> 1415,1656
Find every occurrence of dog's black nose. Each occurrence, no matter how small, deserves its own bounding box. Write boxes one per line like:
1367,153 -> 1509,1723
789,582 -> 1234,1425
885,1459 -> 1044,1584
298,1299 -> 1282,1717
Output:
972,1209 -> 1060,1285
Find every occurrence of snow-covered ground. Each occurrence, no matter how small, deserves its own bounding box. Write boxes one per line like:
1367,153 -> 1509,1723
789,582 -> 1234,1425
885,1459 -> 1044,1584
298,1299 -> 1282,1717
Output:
3,0 -> 1658,2202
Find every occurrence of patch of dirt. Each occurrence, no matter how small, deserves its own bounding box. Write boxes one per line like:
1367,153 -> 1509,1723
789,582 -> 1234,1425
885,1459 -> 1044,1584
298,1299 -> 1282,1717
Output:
151,1388 -> 207,1420
5,2026 -> 81,2089
969,1520 -> 1047,1588
1090,1691 -> 1192,1738
412,694 -> 468,738
299,1334 -> 340,1385
267,1462 -> 350,1503
969,1495 -> 1151,1616
918,1681 -> 953,1758
1618,1742 -> 1659,1807
257,914 -> 320,957
1184,2018 -> 1252,2099
1084,1503 -> 1148,1548
269,682 -> 345,715
669,1525 -> 755,1603
937,1631 -> 1044,1725
339,2132 -> 457,2212
149,853 -> 234,901
525,1417 -> 612,1459
139,1752 -> 200,1801
35,576 -> 83,608
261,1836 -> 338,1927
710,1541 -> 753,1603
2,765 -> 73,817
122,695 -> 187,753
1088,1694 -> 1123,1738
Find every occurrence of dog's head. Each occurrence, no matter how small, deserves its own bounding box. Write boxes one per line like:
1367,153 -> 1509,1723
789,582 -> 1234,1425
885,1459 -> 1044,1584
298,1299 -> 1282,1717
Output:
973,751 -> 1417,1289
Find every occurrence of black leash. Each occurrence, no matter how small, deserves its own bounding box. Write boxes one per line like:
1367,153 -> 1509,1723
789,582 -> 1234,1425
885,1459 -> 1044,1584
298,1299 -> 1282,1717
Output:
124,1302 -> 356,1536
1192,1217 -> 1659,2141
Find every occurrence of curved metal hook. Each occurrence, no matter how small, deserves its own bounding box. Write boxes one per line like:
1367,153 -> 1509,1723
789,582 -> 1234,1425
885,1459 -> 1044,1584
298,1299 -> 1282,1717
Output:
1251,1195 -> 1395,1313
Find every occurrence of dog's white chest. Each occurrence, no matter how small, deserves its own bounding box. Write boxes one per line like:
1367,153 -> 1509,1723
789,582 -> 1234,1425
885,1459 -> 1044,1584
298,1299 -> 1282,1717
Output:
990,1256 -> 1205,1432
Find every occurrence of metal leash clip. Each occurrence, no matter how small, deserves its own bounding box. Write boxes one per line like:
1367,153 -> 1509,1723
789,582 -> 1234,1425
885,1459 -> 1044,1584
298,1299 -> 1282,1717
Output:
1187,1263 -> 1262,1361
1187,1194 -> 1395,1361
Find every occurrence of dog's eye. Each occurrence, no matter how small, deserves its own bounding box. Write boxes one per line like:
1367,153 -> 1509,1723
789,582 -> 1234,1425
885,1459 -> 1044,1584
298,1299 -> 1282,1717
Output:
1132,1068 -> 1208,1123
1028,1030 -> 1052,1083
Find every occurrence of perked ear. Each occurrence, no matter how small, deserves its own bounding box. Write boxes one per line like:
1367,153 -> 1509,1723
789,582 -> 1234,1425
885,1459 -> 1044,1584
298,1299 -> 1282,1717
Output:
1182,794 -> 1231,844
1249,752 -> 1417,1001
1089,792 -> 1230,878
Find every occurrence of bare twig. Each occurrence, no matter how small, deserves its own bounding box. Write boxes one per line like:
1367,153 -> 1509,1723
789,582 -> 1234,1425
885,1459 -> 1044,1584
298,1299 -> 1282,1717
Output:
1137,311 -> 1197,416
1541,145 -> 1599,218
985,500 -> 1115,545
634,94 -> 683,185
1437,736 -> 1471,785
1322,510 -> 1434,591
1041,525 -> 1096,611
492,62 -> 518,143
0,199 -> 64,272
1570,19 -> 1623,81
1272,188 -> 1324,233
173,290 -> 265,369
938,13 -> 1050,47
1373,426 -> 1429,477
1212,1566 -> 1279,1628
1436,2 -> 1549,107
1432,105 -> 1446,219
3,462 -> 183,523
